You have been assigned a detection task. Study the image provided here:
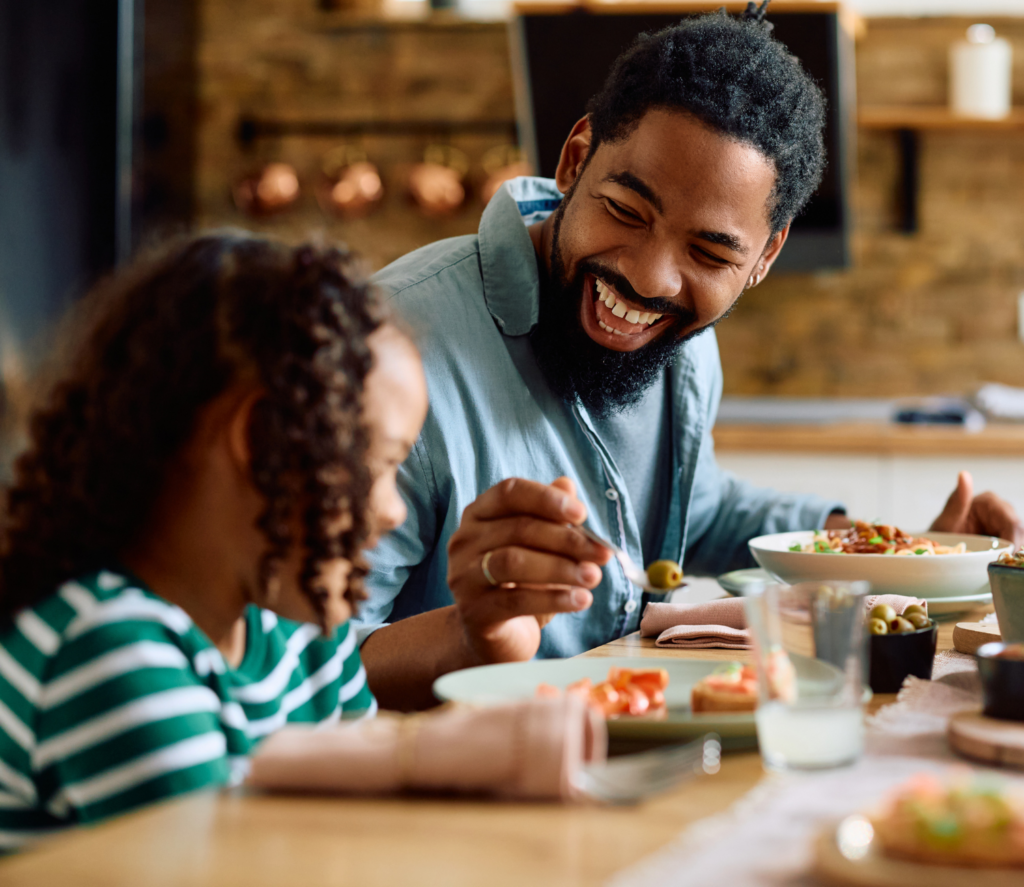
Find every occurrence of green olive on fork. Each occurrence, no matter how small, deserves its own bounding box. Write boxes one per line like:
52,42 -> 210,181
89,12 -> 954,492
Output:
646,559 -> 684,590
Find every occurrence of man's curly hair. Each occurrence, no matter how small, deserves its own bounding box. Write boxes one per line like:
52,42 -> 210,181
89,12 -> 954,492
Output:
0,232 -> 384,630
586,1 -> 826,236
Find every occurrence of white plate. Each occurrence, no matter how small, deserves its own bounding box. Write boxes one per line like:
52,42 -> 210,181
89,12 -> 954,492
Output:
748,531 -> 1011,598
716,568 -> 991,617
717,567 -> 773,595
433,655 -> 843,744
922,590 -> 992,616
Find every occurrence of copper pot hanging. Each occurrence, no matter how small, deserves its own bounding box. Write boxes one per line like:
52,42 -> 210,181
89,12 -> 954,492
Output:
408,145 -> 469,217
480,145 -> 532,205
318,146 -> 384,218
233,162 -> 301,215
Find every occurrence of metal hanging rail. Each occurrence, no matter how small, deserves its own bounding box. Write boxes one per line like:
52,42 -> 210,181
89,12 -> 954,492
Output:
236,117 -> 519,146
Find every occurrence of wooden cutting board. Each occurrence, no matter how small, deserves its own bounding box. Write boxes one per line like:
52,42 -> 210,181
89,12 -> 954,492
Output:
948,710 -> 1024,769
952,621 -> 1001,655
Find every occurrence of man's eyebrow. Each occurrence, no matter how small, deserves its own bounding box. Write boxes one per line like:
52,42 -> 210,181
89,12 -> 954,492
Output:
696,230 -> 748,256
603,171 -> 663,215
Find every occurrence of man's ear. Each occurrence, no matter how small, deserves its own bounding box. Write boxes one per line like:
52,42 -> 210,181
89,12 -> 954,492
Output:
226,389 -> 265,476
554,116 -> 593,195
757,223 -> 791,281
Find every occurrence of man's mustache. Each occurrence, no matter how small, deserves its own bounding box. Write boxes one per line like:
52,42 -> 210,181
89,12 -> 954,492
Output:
578,261 -> 687,317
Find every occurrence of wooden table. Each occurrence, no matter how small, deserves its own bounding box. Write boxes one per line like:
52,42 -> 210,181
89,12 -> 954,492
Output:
1,606 -> 990,887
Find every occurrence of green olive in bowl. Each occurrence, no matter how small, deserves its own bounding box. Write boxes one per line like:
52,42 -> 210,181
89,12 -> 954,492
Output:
869,604 -> 897,623
867,617 -> 889,636
869,620 -> 938,693
905,612 -> 932,630
888,616 -> 914,634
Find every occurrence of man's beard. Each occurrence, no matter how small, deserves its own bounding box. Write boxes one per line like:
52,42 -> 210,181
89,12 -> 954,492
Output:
530,196 -> 724,419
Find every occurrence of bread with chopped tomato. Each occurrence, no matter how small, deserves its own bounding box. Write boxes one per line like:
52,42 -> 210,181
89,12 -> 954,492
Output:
690,664 -> 757,713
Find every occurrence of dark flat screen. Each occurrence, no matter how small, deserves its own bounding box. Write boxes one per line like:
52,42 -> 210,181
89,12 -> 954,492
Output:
514,11 -> 852,270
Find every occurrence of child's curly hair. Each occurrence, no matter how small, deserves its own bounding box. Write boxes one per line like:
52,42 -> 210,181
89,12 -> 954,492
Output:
0,231 -> 384,629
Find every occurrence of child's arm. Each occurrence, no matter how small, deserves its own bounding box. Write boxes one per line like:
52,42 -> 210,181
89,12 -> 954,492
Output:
35,619 -> 231,825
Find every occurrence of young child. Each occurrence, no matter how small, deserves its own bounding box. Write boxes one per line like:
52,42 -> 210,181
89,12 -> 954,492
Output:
0,232 -> 427,849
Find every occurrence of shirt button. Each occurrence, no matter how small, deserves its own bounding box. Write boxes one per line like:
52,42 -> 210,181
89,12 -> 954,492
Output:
605,488 -> 619,501
623,598 -> 637,614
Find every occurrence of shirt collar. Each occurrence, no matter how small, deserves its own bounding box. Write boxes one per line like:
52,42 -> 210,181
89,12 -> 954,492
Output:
478,176 -> 563,337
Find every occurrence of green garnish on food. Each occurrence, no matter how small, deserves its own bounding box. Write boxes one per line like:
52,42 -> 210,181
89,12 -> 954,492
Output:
915,548 -> 927,555
925,814 -> 965,846
789,543 -> 802,552
868,535 -> 884,544
814,541 -> 835,554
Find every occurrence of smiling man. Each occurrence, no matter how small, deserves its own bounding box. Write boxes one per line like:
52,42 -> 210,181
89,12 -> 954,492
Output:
356,6 -> 1022,710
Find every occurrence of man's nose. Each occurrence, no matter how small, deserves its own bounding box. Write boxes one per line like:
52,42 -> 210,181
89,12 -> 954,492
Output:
617,240 -> 683,303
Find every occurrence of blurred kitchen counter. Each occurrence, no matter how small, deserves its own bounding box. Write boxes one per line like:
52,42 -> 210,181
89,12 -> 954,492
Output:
710,398 -> 1024,528
713,422 -> 1024,457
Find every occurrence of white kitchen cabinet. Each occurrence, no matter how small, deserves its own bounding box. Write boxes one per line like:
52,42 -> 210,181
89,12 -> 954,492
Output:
716,451 -> 1024,532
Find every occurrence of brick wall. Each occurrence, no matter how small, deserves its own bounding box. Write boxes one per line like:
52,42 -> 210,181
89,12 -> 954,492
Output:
193,4 -> 514,268
725,16 -> 1024,396
193,6 -> 1024,397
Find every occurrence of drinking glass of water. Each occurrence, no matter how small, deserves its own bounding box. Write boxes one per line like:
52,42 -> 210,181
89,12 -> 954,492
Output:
743,581 -> 869,772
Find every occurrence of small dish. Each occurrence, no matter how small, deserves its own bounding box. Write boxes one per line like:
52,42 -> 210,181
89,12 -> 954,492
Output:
716,573 -> 991,617
976,641 -> 1024,722
869,624 -> 938,694
717,567 -> 772,596
989,563 -> 1024,643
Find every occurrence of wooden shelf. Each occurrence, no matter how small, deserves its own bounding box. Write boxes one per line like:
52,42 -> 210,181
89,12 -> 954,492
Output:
857,107 -> 1024,233
859,106 -> 1024,131
514,1 -> 842,15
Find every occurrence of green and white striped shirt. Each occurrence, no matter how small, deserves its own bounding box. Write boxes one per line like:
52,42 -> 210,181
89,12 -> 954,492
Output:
0,570 -> 375,850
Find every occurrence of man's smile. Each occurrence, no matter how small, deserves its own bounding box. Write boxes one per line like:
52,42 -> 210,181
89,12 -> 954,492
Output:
578,273 -> 673,352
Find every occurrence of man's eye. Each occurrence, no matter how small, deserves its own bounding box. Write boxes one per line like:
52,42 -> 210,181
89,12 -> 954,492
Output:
694,247 -> 731,266
605,199 -> 643,224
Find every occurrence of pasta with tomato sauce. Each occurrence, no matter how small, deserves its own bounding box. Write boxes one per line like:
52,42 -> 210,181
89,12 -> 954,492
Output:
792,521 -> 967,556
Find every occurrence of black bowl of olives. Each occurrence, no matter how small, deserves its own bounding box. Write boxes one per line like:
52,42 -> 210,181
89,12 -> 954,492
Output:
867,603 -> 938,694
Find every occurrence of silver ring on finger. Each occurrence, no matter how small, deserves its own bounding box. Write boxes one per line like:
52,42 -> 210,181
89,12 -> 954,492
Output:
481,550 -> 499,587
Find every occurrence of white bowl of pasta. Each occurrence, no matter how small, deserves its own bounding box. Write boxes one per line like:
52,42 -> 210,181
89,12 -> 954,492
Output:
748,524 -> 1013,599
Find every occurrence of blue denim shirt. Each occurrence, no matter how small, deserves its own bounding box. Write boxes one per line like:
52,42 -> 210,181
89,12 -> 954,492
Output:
359,177 -> 840,658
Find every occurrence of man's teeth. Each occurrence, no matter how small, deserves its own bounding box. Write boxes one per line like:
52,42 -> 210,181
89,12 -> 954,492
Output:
594,278 -> 663,327
598,321 -> 627,336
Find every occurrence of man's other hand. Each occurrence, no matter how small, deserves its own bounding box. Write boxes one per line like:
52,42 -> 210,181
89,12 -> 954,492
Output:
930,470 -> 1024,547
446,476 -> 612,664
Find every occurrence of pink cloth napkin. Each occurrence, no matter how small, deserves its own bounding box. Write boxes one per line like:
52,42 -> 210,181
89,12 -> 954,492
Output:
639,598 -> 751,649
865,593 -> 927,615
247,695 -> 606,802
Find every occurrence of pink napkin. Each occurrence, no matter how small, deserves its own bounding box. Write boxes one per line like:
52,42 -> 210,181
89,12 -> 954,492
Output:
247,695 -> 606,802
865,593 -> 927,615
639,598 -> 751,650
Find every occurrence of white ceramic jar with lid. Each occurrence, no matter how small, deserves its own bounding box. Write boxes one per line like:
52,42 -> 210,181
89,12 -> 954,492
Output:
950,24 -> 1013,119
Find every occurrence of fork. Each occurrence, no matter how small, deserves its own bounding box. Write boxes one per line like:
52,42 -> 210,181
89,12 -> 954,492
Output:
575,734 -> 721,804
577,524 -> 687,593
